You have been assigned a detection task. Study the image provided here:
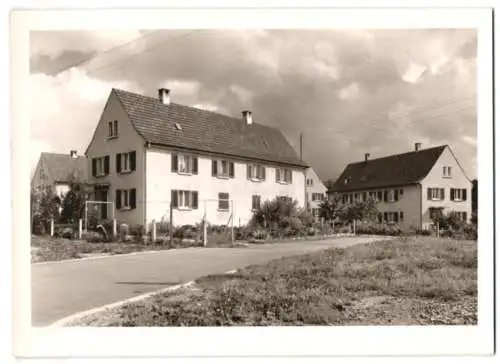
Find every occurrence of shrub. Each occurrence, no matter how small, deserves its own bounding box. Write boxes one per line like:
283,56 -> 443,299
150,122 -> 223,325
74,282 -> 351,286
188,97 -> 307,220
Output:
174,225 -> 198,240
82,231 -> 103,243
279,216 -> 304,237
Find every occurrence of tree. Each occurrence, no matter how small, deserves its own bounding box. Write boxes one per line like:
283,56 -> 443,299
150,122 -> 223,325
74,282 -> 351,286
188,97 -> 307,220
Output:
318,192 -> 343,222
61,180 -> 92,224
31,186 -> 62,234
472,179 -> 477,214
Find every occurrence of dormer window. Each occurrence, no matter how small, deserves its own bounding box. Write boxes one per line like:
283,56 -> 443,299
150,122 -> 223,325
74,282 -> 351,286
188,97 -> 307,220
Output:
344,176 -> 351,184
108,120 -> 118,138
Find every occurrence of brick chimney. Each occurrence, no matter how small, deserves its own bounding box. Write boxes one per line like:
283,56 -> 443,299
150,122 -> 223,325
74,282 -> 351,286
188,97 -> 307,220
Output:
70,150 -> 78,158
364,153 -> 370,162
415,142 -> 422,152
158,88 -> 171,105
242,110 -> 252,125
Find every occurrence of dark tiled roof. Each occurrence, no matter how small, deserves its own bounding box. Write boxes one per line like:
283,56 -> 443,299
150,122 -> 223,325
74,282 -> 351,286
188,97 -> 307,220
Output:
332,145 -> 447,192
113,89 -> 308,168
40,152 -> 88,183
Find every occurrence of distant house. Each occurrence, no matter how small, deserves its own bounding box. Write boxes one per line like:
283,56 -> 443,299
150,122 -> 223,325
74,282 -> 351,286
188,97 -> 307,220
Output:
331,143 -> 472,230
84,88 -> 308,227
305,168 -> 327,220
31,151 -> 88,197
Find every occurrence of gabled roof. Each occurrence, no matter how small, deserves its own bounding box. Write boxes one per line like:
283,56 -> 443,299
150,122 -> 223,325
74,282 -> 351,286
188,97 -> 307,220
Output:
37,152 -> 88,183
113,88 -> 308,168
332,145 -> 447,192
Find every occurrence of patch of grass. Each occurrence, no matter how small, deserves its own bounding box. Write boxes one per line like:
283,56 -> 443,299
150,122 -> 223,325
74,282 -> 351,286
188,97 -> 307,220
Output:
70,237 -> 477,326
31,235 -> 185,263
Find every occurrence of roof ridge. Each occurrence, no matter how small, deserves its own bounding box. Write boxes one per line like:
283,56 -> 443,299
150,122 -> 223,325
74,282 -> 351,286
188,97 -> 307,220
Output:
350,145 -> 447,165
112,87 -> 276,131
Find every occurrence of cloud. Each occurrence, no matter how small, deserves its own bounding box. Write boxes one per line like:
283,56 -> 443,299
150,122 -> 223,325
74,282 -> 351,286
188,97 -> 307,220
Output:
30,29 -> 477,181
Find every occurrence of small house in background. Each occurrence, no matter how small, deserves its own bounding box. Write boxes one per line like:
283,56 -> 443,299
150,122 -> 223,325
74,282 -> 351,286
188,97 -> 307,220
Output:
305,168 -> 327,220
330,144 -> 472,230
31,151 -> 88,197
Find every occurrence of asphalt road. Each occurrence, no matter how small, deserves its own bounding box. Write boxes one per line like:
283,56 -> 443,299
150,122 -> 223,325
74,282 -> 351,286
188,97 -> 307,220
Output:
31,236 -> 384,326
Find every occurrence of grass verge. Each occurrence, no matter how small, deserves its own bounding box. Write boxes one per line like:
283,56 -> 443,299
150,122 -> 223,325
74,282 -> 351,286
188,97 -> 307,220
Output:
31,235 -> 195,263
67,237 -> 477,326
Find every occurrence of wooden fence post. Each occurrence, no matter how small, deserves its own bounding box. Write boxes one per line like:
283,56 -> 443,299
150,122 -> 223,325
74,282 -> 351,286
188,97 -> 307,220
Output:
113,219 -> 117,238
78,219 -> 83,239
169,202 -> 174,244
203,217 -> 207,247
50,219 -> 54,237
152,219 -> 157,242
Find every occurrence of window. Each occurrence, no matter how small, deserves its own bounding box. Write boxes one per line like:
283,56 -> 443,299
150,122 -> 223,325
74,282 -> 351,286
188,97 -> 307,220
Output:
451,211 -> 468,222
212,159 -> 234,178
218,193 -> 230,210
450,188 -> 467,201
427,188 -> 445,201
312,193 -> 324,201
252,195 -> 261,210
399,211 -> 404,222
116,188 -> 136,210
369,191 -> 376,200
276,168 -> 292,184
116,151 -> 136,173
247,164 -> 266,181
443,166 -> 452,178
387,189 -> 400,202
312,208 -> 320,218
278,196 -> 292,203
171,190 -> 198,210
354,193 -> 361,202
92,156 -> 109,177
306,178 -> 314,187
172,153 -> 198,175
386,212 -> 399,223
342,194 -> 348,204
430,207 -> 444,220
377,191 -> 383,202
108,120 -> 118,138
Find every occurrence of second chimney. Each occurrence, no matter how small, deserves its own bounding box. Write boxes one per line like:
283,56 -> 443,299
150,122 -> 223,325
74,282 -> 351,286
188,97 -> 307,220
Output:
70,150 -> 78,158
415,142 -> 422,152
242,110 -> 252,125
158,88 -> 171,105
364,153 -> 370,162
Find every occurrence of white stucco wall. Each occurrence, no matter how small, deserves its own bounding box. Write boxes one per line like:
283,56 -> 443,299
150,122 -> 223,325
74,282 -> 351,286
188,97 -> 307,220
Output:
85,91 -> 146,226
305,168 -> 327,213
341,185 -> 422,230
145,147 -> 306,227
421,146 -> 472,229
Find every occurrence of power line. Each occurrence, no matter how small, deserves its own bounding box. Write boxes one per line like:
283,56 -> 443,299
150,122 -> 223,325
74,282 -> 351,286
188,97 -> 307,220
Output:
50,30 -> 203,89
48,29 -> 167,76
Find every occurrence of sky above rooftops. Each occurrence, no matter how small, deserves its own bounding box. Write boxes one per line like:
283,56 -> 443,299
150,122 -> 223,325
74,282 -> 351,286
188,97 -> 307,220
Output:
30,29 -> 477,180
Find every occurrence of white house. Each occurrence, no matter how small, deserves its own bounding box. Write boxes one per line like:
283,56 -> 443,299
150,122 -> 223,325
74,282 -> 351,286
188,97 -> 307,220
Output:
331,143 -> 472,230
85,88 -> 309,229
305,168 -> 327,219
31,151 -> 88,198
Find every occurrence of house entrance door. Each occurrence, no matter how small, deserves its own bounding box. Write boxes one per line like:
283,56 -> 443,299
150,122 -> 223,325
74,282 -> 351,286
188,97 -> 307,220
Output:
94,188 -> 109,220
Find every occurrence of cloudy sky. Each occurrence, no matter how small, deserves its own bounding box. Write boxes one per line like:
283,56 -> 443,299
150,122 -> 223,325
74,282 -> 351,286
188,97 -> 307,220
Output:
30,29 -> 477,181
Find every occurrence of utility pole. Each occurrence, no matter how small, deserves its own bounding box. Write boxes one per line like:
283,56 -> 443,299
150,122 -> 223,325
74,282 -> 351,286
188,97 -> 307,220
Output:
300,133 -> 303,161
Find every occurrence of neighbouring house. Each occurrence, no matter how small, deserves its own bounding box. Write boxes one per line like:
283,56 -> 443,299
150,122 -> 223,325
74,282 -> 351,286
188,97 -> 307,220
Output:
31,151 -> 88,198
330,143 -> 472,230
305,168 -> 327,220
85,88 -> 308,229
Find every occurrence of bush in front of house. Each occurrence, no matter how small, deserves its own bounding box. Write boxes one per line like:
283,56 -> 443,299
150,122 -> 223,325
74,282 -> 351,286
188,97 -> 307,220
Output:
355,221 -> 403,236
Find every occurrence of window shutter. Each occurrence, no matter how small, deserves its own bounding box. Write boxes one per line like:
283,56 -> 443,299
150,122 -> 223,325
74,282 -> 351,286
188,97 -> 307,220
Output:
116,154 -> 122,173
212,160 -> 218,177
394,190 -> 399,201
462,189 -> 467,201
247,165 -> 251,179
394,213 -> 399,223
171,190 -> 178,208
130,188 -> 136,209
384,190 -> 388,202
171,154 -> 178,172
116,190 -> 122,210
427,188 -> 432,200
261,166 -> 266,180
192,157 -> 198,175
276,168 -> 280,182
130,151 -> 136,172
463,212 -> 467,221
229,162 -> 235,178
192,191 -> 198,209
114,120 -> 118,136
440,188 -> 445,200
400,212 -> 404,221
92,158 -> 97,177
104,156 -> 110,175
383,212 -> 388,222
288,170 -> 293,183
450,189 -> 454,201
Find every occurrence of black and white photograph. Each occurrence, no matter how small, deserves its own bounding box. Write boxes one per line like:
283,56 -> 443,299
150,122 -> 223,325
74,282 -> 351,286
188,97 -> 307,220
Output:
9,5 -> 494,358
